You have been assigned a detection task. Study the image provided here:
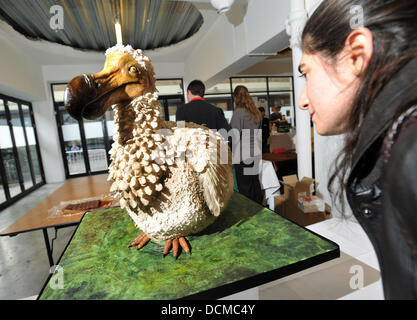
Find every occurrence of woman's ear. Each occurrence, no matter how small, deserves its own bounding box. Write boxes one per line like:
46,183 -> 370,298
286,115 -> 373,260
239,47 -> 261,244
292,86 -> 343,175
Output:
344,27 -> 374,76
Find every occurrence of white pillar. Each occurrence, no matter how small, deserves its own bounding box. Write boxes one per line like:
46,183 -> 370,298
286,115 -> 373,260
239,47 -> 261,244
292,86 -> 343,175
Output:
286,0 -> 312,180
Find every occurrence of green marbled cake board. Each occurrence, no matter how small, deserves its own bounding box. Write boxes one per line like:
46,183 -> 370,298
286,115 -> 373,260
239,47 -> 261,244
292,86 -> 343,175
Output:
39,192 -> 338,300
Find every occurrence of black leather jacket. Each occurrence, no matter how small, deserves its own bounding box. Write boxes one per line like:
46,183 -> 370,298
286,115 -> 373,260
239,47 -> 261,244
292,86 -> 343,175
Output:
346,58 -> 417,299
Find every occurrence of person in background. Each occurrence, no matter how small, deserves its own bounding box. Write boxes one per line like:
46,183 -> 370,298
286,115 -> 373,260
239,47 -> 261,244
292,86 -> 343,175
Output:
269,106 -> 282,125
298,0 -> 417,299
258,107 -> 270,154
176,80 -> 230,132
230,85 -> 263,204
70,142 -> 80,151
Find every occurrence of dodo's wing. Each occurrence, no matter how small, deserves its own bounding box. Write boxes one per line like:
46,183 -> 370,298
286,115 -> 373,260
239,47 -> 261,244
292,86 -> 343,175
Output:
186,129 -> 234,217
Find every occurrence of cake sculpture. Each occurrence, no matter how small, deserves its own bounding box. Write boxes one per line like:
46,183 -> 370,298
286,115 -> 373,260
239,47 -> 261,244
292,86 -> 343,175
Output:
64,44 -> 234,258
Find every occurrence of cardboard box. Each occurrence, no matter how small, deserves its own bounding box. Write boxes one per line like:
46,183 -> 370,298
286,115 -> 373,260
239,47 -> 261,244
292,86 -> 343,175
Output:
274,175 -> 332,226
298,195 -> 325,213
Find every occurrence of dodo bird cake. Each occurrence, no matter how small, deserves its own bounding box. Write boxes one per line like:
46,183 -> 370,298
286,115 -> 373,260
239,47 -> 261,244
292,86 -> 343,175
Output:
64,44 -> 234,258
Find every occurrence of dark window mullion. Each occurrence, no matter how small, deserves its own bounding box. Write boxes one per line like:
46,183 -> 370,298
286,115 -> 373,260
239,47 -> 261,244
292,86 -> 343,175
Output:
18,102 -> 36,187
54,104 -> 71,179
51,84 -> 75,179
229,78 -> 234,108
163,99 -> 169,121
101,116 -> 111,167
78,118 -> 91,174
266,77 -> 271,116
29,104 -> 45,184
3,100 -> 25,193
290,76 -> 296,127
0,148 -> 11,201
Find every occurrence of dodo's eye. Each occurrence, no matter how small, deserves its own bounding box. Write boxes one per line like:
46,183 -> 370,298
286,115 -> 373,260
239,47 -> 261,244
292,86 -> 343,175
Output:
129,66 -> 138,73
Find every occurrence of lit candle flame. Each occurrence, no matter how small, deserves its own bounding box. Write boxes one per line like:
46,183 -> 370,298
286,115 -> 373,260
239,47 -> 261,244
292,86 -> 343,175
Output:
115,19 -> 123,45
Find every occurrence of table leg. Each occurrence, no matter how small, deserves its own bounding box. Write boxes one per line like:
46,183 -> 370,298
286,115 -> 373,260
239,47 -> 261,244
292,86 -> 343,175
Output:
42,228 -> 54,267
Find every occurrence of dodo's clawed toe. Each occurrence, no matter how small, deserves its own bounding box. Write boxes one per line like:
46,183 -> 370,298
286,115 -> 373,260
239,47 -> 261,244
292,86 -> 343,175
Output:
162,237 -> 191,259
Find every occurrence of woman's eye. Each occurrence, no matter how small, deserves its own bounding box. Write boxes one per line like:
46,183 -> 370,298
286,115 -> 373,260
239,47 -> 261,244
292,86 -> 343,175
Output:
129,66 -> 138,73
299,73 -> 306,79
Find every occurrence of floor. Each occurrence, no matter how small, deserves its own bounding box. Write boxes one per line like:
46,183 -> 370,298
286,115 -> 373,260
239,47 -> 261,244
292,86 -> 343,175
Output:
0,182 -> 75,300
0,182 -> 384,300
222,216 -> 384,300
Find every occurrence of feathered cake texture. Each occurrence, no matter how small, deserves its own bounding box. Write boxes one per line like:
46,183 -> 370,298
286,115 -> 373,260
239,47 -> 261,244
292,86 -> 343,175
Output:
106,45 -> 234,243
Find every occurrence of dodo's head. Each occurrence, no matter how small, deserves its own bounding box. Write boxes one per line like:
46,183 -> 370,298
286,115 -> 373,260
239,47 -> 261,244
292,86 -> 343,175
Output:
64,45 -> 156,120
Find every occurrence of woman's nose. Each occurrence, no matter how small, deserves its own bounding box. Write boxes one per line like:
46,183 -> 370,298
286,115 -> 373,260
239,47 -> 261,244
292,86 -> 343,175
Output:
298,86 -> 310,110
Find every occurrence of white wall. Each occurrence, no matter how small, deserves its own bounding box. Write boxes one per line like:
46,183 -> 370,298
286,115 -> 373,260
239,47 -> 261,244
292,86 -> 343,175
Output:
184,0 -> 291,88
314,132 -> 352,218
0,36 -> 45,101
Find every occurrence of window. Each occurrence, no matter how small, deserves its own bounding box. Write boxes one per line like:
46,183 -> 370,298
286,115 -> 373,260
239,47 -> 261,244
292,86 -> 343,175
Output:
231,77 -> 267,92
205,79 -> 233,123
205,76 -> 295,125
0,94 -> 45,210
156,79 -> 185,121
268,76 -> 295,126
52,84 -> 110,178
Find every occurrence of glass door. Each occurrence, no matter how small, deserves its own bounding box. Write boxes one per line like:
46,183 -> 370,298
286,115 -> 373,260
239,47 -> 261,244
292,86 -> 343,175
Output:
0,100 -> 22,197
57,105 -> 87,176
55,102 -> 112,178
157,97 -> 185,121
167,97 -> 184,121
0,95 -> 45,210
82,118 -> 109,172
155,79 -> 184,121
0,170 -> 6,205
8,102 -> 34,190
21,104 -> 43,184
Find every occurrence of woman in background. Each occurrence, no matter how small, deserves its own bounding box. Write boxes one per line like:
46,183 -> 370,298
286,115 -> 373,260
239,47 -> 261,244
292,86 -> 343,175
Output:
298,0 -> 417,298
230,85 -> 263,204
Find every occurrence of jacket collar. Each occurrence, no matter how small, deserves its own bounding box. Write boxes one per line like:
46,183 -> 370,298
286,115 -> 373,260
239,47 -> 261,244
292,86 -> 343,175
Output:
189,96 -> 205,102
351,57 -> 417,170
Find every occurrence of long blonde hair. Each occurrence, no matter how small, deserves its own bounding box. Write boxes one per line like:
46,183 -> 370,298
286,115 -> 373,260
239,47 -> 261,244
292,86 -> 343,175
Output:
233,85 -> 261,124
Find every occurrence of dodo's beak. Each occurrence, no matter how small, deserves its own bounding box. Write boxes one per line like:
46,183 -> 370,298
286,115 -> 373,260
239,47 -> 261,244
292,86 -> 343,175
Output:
64,74 -> 106,121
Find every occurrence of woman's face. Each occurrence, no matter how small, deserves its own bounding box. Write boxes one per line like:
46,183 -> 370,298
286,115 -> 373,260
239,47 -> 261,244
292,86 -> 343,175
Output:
298,52 -> 360,135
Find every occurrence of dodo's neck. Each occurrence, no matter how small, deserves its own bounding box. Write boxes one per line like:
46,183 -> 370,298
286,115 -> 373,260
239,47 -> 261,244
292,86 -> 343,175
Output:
112,92 -> 165,145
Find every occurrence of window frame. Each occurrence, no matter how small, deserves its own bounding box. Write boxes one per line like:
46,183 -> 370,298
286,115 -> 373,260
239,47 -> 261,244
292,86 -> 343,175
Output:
0,93 -> 45,211
204,76 -> 296,122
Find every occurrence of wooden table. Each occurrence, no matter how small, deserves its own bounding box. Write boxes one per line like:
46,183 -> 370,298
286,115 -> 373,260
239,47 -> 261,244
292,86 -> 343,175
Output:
0,174 -> 113,266
262,151 -> 297,163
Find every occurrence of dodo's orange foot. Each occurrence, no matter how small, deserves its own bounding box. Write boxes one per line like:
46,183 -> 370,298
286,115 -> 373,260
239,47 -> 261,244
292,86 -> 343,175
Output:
163,237 -> 191,259
128,232 -> 150,250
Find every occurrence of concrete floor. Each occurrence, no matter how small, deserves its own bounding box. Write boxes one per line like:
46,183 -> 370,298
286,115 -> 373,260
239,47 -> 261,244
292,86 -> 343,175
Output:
0,182 -> 77,300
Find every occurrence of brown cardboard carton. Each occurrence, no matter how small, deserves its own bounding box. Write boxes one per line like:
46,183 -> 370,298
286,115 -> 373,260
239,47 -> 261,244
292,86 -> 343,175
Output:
298,195 -> 325,213
274,175 -> 332,226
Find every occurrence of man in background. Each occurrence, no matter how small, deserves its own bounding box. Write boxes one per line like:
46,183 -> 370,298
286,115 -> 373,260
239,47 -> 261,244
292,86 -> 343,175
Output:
176,80 -> 231,132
